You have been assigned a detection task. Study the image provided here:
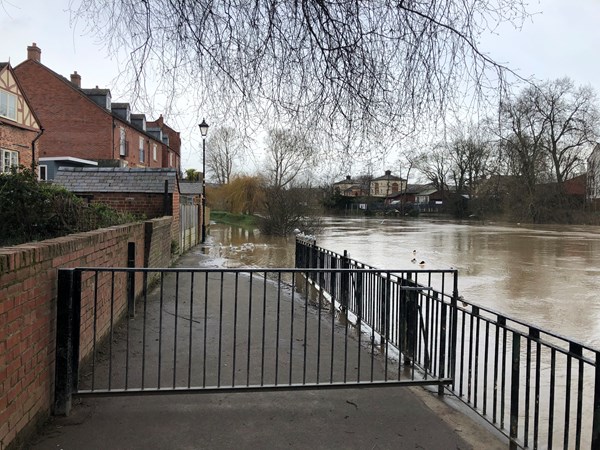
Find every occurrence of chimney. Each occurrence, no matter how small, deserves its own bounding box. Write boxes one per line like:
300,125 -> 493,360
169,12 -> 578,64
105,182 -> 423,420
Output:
70,71 -> 81,88
27,43 -> 41,62
346,175 -> 351,181
385,170 -> 391,176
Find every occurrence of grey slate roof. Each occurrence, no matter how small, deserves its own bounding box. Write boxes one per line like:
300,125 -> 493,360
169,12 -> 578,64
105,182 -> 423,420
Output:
81,88 -> 111,95
54,167 -> 178,193
179,181 -> 203,195
372,173 -> 404,182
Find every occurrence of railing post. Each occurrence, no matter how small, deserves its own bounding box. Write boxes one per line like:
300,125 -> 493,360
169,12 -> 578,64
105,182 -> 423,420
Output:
380,273 -> 390,348
310,240 -> 318,281
403,273 -> 417,365
510,332 -> 521,450
449,272 -> 458,390
592,352 -> 600,450
355,267 -> 363,320
54,269 -> 81,416
438,294 -> 447,396
295,238 -> 301,268
340,250 -> 350,312
330,257 -> 337,300
127,242 -> 136,317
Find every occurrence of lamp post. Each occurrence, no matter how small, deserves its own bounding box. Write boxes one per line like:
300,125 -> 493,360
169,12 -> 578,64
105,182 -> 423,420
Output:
199,119 -> 209,243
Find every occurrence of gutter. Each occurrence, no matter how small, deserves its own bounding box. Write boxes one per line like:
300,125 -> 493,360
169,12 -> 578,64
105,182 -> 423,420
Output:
31,127 -> 45,173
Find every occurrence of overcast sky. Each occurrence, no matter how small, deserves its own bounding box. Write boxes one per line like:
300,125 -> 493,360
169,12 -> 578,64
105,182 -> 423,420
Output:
3,0 -> 600,172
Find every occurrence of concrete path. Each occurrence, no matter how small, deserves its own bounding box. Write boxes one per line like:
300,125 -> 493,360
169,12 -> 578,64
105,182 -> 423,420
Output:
29,246 -> 507,449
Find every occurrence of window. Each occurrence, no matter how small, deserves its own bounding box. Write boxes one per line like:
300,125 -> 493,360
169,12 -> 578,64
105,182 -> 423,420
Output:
119,128 -> 127,156
139,137 -> 145,163
374,182 -> 379,195
153,143 -> 157,161
169,151 -> 173,167
1,149 -> 19,173
39,165 -> 48,181
0,89 -> 17,121
392,182 -> 399,193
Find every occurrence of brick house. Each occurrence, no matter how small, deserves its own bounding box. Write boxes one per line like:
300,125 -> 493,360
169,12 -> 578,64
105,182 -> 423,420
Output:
370,170 -> 406,197
148,115 -> 181,170
13,43 -> 180,177
588,143 -> 600,202
0,62 -> 43,173
333,175 -> 368,197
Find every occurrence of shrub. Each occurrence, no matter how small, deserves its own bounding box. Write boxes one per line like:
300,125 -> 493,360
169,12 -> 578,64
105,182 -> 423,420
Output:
0,167 -> 139,246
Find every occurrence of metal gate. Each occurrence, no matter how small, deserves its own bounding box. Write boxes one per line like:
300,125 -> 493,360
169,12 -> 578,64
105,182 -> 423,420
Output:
54,264 -> 456,415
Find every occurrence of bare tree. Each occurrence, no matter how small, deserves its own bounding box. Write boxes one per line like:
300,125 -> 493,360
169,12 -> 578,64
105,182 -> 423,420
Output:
265,129 -> 315,189
445,127 -> 492,199
497,94 -> 548,196
206,127 -> 243,184
416,146 -> 450,194
72,1 -> 531,150
498,79 -> 599,190
531,78 -> 599,184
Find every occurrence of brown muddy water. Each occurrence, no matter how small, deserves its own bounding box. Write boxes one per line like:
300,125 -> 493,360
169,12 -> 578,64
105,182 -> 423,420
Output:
196,216 -> 600,348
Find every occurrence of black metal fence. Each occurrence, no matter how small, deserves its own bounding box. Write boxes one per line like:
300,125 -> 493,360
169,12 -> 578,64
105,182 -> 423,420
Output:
296,237 -> 600,449
55,263 -> 454,413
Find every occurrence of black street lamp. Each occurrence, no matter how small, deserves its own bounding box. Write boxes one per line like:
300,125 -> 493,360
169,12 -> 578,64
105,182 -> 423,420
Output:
199,119 -> 209,243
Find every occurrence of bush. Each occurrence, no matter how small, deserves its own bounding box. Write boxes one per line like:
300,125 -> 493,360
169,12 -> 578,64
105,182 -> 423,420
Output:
257,187 -> 322,236
0,167 -> 139,246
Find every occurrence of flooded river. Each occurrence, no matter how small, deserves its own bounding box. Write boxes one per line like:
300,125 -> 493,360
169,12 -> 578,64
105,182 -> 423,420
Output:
201,216 -> 600,348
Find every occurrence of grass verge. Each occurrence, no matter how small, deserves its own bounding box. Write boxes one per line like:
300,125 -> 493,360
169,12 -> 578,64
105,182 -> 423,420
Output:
211,211 -> 258,229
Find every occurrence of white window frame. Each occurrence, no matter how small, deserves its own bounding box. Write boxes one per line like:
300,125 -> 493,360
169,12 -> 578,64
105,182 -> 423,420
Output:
169,151 -> 173,167
139,137 -> 145,163
153,143 -> 157,161
0,89 -> 17,121
38,164 -> 48,181
119,127 -> 126,157
1,149 -> 19,173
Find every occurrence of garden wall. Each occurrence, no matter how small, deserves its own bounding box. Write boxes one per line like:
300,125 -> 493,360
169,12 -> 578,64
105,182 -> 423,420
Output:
0,217 -> 173,449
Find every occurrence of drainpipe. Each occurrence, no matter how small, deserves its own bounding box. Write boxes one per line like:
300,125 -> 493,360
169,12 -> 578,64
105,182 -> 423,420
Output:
31,127 -> 44,173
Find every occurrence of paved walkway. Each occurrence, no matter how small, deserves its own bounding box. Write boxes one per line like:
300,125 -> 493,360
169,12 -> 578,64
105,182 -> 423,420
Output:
29,246 -> 506,449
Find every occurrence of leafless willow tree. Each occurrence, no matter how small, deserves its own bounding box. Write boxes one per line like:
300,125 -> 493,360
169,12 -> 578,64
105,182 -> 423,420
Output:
71,0 -> 531,153
206,127 -> 243,184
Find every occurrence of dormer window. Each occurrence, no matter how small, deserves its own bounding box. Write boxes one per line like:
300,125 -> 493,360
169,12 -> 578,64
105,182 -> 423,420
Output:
0,89 -> 17,121
106,92 -> 111,110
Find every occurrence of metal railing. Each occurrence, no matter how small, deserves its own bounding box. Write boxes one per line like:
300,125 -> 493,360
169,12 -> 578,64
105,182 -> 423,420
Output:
295,237 -> 600,449
55,264 -> 454,414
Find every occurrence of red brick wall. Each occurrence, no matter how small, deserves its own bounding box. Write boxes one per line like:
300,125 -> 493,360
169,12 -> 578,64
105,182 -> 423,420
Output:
83,192 -> 173,219
0,124 -> 37,171
0,218 -> 173,449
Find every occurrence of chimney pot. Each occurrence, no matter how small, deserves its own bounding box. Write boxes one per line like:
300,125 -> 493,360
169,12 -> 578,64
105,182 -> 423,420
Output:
70,71 -> 81,88
27,43 -> 41,62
